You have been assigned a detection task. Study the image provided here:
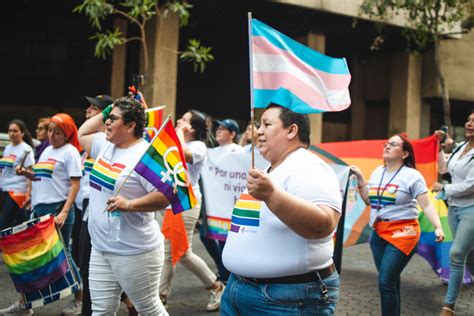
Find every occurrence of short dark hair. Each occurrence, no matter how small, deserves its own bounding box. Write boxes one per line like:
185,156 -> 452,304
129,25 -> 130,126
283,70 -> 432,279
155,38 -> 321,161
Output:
397,133 -> 416,169
8,119 -> 34,148
113,97 -> 145,139
266,103 -> 311,147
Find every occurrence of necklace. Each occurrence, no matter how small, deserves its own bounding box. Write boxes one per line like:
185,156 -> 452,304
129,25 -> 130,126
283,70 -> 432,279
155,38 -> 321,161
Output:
376,165 -> 404,211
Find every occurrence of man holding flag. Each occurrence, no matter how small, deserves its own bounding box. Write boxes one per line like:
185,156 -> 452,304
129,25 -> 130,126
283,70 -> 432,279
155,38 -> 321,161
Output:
221,104 -> 342,315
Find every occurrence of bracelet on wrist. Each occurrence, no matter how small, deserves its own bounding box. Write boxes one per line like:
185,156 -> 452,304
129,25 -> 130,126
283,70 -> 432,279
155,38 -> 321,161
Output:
126,199 -> 131,212
358,183 -> 367,189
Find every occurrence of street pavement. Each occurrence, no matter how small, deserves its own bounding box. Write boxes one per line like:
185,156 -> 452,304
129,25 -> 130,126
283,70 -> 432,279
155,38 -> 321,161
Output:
1,234 -> 473,315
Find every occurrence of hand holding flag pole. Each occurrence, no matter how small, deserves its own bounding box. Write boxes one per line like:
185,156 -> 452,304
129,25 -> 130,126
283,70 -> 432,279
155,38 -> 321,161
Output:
103,115 -> 173,213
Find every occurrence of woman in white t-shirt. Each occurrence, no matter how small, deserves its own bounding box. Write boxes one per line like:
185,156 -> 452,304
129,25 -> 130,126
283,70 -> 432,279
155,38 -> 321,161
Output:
432,113 -> 474,316
159,110 -> 225,312
4,114 -> 83,315
351,133 -> 445,316
0,119 -> 35,230
78,97 -> 170,315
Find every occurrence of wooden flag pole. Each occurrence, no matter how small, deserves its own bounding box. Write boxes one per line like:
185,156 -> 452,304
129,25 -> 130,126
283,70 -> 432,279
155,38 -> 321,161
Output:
248,12 -> 255,169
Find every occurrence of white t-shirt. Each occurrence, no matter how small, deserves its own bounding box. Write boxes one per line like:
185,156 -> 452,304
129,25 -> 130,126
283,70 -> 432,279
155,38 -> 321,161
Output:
74,152 -> 95,212
212,143 -> 245,155
0,142 -> 35,192
222,148 -> 342,278
88,133 -> 163,255
444,143 -> 474,207
187,140 -> 207,201
367,165 -> 428,226
31,144 -> 82,207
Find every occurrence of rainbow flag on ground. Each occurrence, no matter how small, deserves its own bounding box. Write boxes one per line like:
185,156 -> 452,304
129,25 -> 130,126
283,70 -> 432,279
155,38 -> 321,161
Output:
312,135 -> 471,283
251,19 -> 351,113
144,106 -> 165,142
134,119 -> 196,214
0,215 -> 80,309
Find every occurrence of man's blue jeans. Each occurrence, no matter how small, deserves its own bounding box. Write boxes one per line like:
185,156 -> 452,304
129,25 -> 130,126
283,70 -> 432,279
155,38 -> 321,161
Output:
369,231 -> 416,316
445,205 -> 474,305
221,271 -> 339,315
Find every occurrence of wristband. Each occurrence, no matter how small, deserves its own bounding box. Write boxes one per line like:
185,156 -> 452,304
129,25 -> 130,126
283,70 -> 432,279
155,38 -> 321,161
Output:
358,182 -> 367,189
126,200 -> 131,212
102,104 -> 113,123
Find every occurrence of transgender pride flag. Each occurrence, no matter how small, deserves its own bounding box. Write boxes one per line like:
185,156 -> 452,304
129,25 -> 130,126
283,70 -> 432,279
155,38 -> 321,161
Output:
250,18 -> 351,113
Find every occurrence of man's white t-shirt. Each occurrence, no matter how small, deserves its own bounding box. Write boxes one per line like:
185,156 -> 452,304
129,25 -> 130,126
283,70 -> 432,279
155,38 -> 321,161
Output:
31,144 -> 82,207
223,148 -> 342,278
0,142 -> 35,192
88,133 -> 163,255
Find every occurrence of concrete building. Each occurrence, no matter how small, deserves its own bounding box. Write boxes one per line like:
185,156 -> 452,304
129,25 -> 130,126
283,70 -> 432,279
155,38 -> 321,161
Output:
2,0 -> 472,143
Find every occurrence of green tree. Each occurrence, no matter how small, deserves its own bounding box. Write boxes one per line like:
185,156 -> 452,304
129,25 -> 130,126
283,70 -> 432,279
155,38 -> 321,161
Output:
360,0 -> 473,130
74,0 -> 214,74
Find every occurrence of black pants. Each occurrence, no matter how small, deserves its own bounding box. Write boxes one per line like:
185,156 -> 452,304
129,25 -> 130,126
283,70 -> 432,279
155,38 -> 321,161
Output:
79,199 -> 92,316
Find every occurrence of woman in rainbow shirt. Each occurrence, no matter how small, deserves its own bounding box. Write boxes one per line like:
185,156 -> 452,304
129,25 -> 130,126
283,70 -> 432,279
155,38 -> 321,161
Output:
1,114 -> 83,315
351,133 -> 445,316
0,119 -> 35,230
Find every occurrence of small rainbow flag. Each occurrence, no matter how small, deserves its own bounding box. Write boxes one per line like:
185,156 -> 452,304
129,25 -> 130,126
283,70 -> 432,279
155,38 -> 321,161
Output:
90,158 -> 125,192
229,193 -> 262,234
134,119 -> 196,214
33,159 -> 57,180
0,155 -> 16,169
144,106 -> 165,142
0,216 -> 68,292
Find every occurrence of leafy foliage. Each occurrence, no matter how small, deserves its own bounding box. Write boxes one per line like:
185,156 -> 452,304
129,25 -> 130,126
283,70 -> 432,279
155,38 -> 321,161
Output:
180,39 -> 214,73
74,0 -> 213,72
360,0 -> 472,51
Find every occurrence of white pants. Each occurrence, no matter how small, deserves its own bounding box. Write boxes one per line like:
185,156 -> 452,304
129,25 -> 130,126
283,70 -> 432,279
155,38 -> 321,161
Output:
89,245 -> 168,316
158,202 -> 217,296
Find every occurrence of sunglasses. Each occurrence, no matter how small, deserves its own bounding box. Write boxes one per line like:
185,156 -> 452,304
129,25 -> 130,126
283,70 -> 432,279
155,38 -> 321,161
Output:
107,114 -> 124,123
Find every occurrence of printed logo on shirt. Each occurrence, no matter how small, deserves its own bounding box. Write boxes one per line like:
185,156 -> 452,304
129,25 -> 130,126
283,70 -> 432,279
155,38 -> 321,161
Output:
89,158 -> 125,193
229,193 -> 262,234
83,158 -> 95,175
368,184 -> 399,210
0,155 -> 16,169
33,158 -> 57,181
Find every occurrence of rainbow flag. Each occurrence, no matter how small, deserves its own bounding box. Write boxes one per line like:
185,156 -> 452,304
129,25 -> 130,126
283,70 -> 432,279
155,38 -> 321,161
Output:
0,215 -> 80,308
134,119 -> 196,214
312,135 -> 471,283
144,106 -> 165,142
312,135 -> 439,246
251,19 -> 351,113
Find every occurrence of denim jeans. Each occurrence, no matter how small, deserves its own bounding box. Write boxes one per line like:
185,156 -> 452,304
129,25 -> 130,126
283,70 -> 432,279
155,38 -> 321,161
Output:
369,231 -> 416,316
0,191 -> 27,230
32,202 -> 81,287
221,271 -> 339,315
445,205 -> 474,305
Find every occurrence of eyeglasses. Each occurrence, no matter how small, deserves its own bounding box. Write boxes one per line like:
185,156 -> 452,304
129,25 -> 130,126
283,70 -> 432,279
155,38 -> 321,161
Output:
384,141 -> 402,148
107,114 -> 123,123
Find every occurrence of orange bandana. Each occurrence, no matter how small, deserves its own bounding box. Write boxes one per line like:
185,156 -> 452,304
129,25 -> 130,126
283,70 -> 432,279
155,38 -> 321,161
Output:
51,113 -> 83,153
374,219 -> 420,256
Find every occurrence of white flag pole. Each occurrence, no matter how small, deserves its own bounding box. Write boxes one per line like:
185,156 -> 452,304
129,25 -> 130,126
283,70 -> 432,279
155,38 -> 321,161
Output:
248,12 -> 255,169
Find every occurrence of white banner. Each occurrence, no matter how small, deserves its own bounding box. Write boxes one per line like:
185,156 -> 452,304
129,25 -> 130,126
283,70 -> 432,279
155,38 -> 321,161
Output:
201,148 -> 350,241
